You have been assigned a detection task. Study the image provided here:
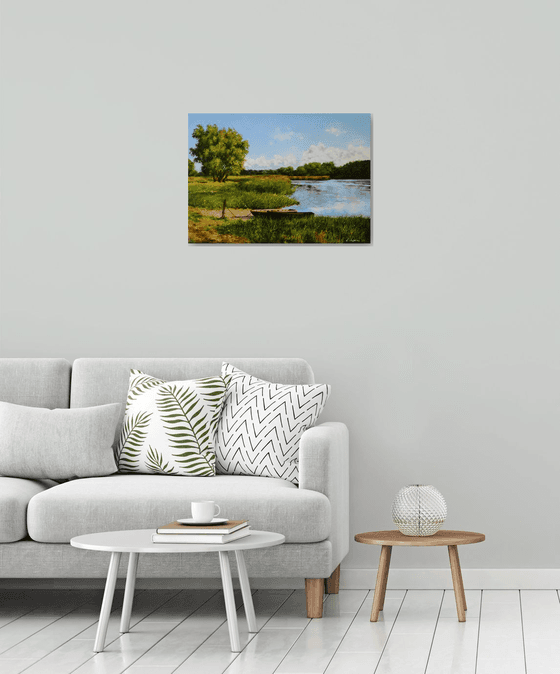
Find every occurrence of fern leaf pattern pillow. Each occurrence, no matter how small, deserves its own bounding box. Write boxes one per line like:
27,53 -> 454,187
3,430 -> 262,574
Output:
115,370 -> 227,476
214,363 -> 331,484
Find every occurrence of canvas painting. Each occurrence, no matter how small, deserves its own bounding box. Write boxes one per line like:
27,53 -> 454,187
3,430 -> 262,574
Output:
188,113 -> 371,244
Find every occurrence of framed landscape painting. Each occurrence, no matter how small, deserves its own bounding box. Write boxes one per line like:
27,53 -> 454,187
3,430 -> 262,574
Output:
188,113 -> 371,244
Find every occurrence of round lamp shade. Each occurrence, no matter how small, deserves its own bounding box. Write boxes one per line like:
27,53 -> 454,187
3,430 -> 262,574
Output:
392,484 -> 447,536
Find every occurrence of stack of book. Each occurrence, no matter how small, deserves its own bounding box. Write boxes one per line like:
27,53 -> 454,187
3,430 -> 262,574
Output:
151,520 -> 250,544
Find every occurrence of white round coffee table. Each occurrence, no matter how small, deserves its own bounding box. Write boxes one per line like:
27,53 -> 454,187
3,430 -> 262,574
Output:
71,529 -> 284,653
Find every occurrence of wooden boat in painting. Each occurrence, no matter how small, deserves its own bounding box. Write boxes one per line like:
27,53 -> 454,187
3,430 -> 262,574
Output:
250,209 -> 315,219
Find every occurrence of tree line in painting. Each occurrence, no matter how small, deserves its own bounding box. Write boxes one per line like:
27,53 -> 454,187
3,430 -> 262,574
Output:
241,159 -> 370,179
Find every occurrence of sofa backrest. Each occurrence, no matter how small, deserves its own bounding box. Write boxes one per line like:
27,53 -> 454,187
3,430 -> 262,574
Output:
70,358 -> 315,425
0,358 -> 71,408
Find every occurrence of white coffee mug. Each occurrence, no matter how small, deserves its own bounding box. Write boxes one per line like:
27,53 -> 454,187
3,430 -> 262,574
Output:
191,501 -> 221,523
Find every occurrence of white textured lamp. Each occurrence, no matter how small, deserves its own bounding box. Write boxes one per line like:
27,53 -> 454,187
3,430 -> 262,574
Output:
392,484 -> 447,536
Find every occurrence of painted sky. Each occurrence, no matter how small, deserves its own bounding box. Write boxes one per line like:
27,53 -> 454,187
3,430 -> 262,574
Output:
188,113 -> 371,170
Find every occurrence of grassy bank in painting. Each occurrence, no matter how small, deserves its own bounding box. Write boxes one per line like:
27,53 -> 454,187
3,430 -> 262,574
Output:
289,175 -> 330,181
218,214 -> 370,244
189,175 -> 298,210
188,208 -> 370,244
188,175 -> 370,244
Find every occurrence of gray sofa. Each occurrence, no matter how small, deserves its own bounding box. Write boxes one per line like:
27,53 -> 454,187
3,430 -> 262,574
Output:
0,358 -> 349,618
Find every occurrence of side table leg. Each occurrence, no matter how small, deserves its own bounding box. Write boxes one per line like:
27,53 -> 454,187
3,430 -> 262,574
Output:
219,551 -> 241,652
94,551 -> 121,652
378,547 -> 392,612
235,550 -> 257,633
370,545 -> 392,622
448,545 -> 467,622
120,552 -> 139,633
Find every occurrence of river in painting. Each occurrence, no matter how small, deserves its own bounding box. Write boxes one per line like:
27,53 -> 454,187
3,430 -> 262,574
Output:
287,179 -> 371,217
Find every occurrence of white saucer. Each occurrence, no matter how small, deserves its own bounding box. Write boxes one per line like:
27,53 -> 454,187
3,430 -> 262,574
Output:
176,517 -> 228,526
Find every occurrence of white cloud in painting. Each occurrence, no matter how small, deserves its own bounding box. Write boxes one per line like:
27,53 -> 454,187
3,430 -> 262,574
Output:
300,143 -> 370,166
325,127 -> 343,136
244,143 -> 369,169
245,153 -> 298,169
272,128 -> 295,141
272,128 -> 305,142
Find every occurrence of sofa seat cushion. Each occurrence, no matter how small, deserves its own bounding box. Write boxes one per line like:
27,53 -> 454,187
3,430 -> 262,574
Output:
27,474 -> 331,544
0,477 -> 57,542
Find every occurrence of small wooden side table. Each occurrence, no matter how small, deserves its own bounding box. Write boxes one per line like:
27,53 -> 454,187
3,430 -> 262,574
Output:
354,530 -> 485,623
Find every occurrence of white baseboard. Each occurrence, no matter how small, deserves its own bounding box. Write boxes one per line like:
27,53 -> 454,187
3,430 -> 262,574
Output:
341,568 -> 560,590
1,570 -> 558,591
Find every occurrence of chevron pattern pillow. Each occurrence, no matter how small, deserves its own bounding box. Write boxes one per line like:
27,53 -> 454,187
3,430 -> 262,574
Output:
215,363 -> 331,484
115,370 -> 228,476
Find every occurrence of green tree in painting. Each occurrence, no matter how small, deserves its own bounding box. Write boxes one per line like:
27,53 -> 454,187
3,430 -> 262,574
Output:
190,124 -> 249,182
188,159 -> 198,176
274,166 -> 294,176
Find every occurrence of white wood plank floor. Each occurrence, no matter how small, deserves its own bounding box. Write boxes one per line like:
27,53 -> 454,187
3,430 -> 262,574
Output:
0,588 -> 559,673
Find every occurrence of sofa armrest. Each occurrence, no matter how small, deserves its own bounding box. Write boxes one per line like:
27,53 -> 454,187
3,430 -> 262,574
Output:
299,422 -> 349,570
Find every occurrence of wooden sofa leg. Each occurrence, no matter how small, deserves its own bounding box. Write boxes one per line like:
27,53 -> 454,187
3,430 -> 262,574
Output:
325,565 -> 340,594
305,578 -> 324,618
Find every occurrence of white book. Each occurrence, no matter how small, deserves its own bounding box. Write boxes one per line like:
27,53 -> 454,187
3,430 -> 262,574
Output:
156,520 -> 248,535
152,527 -> 251,545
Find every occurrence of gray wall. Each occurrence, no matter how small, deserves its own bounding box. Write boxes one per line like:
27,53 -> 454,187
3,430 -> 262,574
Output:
2,1 -> 559,570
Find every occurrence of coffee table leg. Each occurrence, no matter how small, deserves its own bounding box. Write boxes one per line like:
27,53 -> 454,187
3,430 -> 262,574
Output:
94,551 -> 122,652
219,551 -> 241,652
235,550 -> 257,633
120,552 -> 139,633
370,545 -> 392,622
448,545 -> 467,622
